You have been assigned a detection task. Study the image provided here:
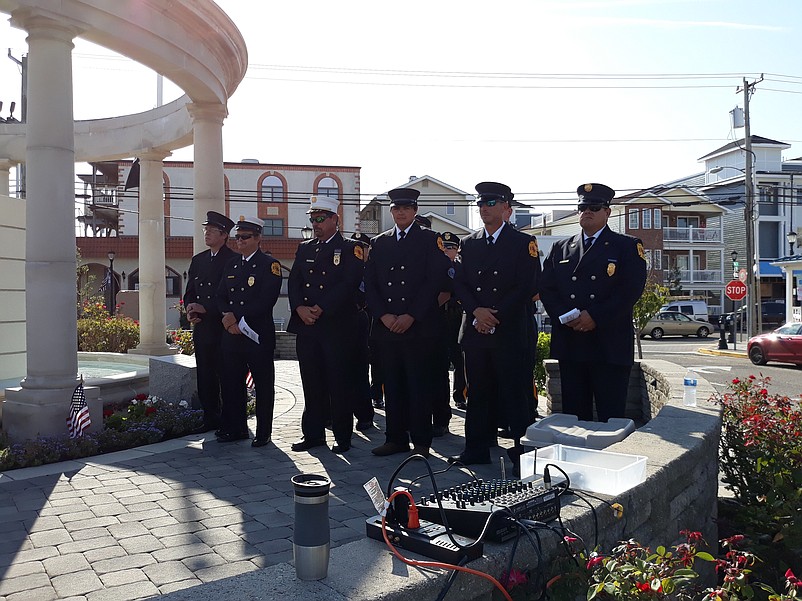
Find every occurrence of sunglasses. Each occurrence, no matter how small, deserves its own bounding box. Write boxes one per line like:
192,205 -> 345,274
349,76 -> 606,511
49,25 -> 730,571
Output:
309,214 -> 333,224
578,204 -> 605,213
477,199 -> 499,208
234,234 -> 254,241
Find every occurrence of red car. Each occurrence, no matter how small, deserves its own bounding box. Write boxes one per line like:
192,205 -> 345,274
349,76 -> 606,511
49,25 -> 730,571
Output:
747,322 -> 802,366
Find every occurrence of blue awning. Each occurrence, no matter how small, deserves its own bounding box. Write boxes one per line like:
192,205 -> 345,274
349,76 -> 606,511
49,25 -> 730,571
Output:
759,260 -> 802,277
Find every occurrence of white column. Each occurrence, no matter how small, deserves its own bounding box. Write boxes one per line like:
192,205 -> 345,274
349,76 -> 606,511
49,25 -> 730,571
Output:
3,13 -> 88,441
187,102 -> 227,254
130,150 -> 174,356
0,160 -> 13,195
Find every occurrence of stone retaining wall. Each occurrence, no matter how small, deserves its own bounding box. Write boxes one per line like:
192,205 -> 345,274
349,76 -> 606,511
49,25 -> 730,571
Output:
326,358 -> 722,600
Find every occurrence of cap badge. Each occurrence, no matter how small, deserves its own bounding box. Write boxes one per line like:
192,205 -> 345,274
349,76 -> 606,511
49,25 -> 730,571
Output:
584,184 -> 593,193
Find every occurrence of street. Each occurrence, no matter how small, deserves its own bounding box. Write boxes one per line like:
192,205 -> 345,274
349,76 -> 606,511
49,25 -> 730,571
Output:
637,336 -> 802,401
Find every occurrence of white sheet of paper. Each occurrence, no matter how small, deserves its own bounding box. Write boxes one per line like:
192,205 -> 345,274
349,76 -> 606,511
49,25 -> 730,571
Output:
238,316 -> 260,344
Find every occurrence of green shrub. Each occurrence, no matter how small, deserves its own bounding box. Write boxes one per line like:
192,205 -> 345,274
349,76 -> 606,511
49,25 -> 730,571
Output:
169,329 -> 195,356
77,299 -> 140,353
535,331 -> 551,392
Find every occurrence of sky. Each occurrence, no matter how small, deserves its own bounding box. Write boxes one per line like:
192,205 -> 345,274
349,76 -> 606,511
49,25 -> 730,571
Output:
2,0 -> 802,212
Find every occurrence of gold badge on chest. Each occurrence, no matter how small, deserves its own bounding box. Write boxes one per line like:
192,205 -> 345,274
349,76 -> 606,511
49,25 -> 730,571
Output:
607,263 -> 616,276
333,249 -> 341,266
248,276 -> 255,287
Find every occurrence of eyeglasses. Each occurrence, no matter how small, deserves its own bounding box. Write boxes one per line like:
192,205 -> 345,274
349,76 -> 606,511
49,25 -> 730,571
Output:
578,204 -> 605,213
234,234 -> 254,241
309,214 -> 333,224
477,199 -> 499,208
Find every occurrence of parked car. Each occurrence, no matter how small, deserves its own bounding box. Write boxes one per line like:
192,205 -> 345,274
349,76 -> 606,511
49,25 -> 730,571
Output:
660,300 -> 709,323
639,311 -> 712,340
747,322 -> 802,366
728,300 -> 787,331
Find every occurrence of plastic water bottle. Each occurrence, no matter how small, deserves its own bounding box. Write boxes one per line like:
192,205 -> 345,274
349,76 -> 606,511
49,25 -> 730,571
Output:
683,370 -> 698,407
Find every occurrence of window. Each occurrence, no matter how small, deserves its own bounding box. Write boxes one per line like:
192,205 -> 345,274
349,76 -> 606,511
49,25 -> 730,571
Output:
653,208 -> 662,228
128,267 -> 182,297
317,177 -> 338,199
642,208 -> 652,229
261,175 -> 284,203
628,209 -> 639,230
446,202 -> 455,216
676,216 -> 700,228
654,250 -> 662,271
263,219 -> 284,237
644,249 -> 652,267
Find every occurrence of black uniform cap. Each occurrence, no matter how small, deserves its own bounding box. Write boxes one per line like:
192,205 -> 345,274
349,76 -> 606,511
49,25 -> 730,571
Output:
475,181 -> 514,203
202,211 -> 235,233
351,232 -> 371,247
577,183 -> 615,206
440,231 -> 460,249
388,188 -> 420,207
414,214 -> 432,229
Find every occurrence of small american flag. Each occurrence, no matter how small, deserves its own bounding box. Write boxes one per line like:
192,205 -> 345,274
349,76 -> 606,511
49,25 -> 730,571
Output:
246,371 -> 254,389
98,270 -> 110,293
67,379 -> 91,438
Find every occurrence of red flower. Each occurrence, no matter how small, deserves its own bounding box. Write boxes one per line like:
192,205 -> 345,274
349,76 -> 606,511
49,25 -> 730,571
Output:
505,569 -> 528,589
145,406 -> 156,415
102,409 -> 113,418
586,555 -> 604,569
732,377 -> 740,384
635,582 -> 651,592
787,568 -> 800,586
135,393 -> 148,401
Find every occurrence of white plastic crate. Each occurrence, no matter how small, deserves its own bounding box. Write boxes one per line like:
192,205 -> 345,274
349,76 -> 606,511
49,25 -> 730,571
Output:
520,444 -> 647,495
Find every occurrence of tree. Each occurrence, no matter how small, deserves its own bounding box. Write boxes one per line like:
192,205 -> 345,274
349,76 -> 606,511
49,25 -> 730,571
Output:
633,279 -> 670,359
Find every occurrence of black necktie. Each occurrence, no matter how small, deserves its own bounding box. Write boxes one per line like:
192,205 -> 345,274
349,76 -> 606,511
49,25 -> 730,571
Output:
487,236 -> 494,246
398,230 -> 406,241
583,236 -> 595,251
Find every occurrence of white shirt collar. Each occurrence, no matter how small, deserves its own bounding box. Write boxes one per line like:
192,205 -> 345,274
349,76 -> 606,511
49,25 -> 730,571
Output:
484,221 -> 506,242
396,224 -> 413,240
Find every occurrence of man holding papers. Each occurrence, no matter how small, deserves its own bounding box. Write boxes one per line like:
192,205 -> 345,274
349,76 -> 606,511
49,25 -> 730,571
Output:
217,216 -> 283,447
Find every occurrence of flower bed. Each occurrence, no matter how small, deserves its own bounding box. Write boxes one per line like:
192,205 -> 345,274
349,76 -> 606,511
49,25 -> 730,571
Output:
0,393 -> 202,471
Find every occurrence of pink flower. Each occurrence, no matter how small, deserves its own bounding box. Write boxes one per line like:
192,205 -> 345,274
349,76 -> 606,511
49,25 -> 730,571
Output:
505,569 -> 528,588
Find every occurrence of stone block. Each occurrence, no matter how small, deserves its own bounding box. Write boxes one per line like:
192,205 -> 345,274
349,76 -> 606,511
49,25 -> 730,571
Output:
148,355 -> 198,407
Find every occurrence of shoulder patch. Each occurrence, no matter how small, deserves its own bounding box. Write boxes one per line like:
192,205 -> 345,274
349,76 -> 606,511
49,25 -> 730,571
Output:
437,236 -> 445,252
637,242 -> 646,261
271,262 -> 282,277
354,245 -> 364,260
529,239 -> 539,258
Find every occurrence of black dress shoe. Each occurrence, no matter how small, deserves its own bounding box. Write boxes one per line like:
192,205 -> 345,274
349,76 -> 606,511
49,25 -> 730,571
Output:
497,427 -> 515,439
355,420 -> 373,432
331,442 -> 351,454
411,446 -> 430,458
371,442 -> 410,456
251,437 -> 271,448
291,438 -> 326,452
216,431 -> 250,443
448,451 -> 491,466
372,399 -> 385,409
454,400 -> 467,410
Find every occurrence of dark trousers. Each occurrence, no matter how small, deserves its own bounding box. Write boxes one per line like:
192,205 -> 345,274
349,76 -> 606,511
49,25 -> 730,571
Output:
463,345 -> 530,456
432,333 -> 452,428
378,337 -> 436,449
369,337 -> 384,402
353,311 -> 375,422
220,336 -> 275,439
297,334 -> 355,445
193,334 -> 224,428
558,360 -> 632,422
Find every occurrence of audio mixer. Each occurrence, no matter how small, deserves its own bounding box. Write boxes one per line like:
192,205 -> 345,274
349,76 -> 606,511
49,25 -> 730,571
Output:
416,477 -> 560,542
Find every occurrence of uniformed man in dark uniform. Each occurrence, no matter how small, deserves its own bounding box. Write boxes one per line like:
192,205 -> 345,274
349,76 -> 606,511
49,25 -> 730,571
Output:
183,210 -> 237,433
216,216 -> 283,447
351,232 -> 375,431
365,188 -> 447,457
440,232 -> 467,411
450,182 -> 541,472
287,195 -> 365,454
540,183 -> 647,422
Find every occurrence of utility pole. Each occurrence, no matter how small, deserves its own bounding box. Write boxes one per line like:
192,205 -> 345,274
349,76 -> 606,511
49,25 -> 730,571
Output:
740,75 -> 763,337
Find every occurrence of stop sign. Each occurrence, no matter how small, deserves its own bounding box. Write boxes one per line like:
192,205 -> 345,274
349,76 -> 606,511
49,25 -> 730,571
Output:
725,279 -> 747,301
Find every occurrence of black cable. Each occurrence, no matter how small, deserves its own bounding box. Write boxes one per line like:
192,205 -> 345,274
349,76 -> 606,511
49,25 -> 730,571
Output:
434,556 -> 468,601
